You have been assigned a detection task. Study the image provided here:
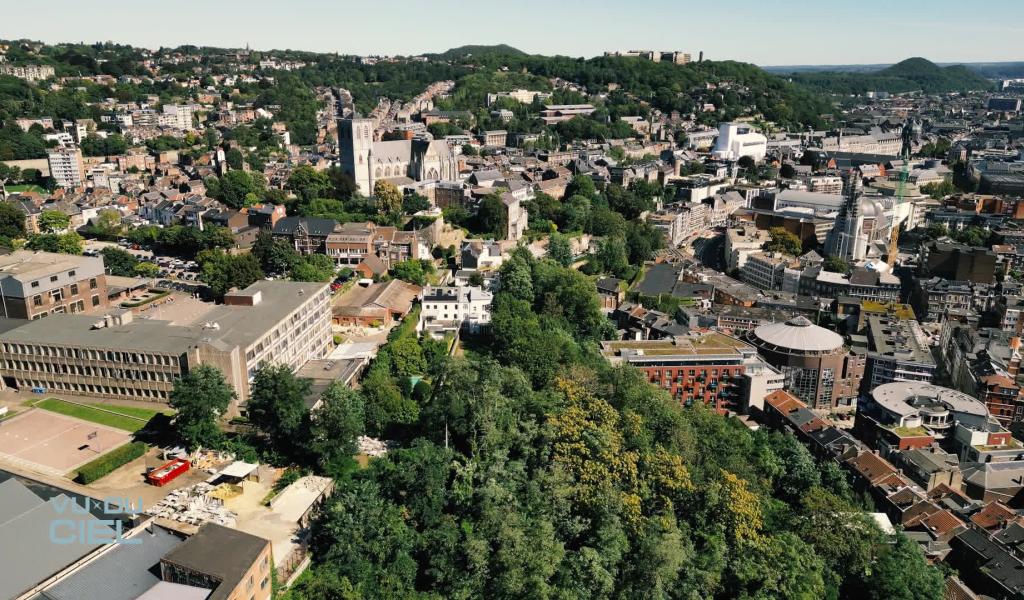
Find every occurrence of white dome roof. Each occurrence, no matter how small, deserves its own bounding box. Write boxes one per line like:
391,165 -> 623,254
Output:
753,316 -> 844,353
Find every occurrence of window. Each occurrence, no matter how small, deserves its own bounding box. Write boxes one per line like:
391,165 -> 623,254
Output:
91,295 -> 100,307
68,270 -> 75,277
70,284 -> 78,296
49,275 -> 58,282
31,281 -> 39,288
33,295 -> 41,307
89,278 -> 97,289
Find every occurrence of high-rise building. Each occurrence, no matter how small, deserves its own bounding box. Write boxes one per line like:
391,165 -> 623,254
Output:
46,146 -> 84,188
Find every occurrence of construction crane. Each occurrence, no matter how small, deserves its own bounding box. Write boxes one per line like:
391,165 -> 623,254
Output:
887,118 -> 919,268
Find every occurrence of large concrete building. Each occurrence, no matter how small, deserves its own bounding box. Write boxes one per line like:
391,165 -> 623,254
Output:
0,251 -> 109,320
746,316 -> 865,411
47,146 -> 84,188
0,281 -> 332,408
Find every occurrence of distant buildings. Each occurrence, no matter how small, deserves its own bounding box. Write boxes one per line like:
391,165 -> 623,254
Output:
0,63 -> 54,82
539,104 -> 596,125
485,89 -> 552,106
603,50 -> 692,64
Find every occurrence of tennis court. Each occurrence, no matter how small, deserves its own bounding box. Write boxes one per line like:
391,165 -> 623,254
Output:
0,409 -> 132,476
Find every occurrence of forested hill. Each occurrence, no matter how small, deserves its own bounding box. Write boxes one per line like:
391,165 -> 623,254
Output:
295,47 -> 834,129
424,44 -> 528,61
785,57 -> 994,94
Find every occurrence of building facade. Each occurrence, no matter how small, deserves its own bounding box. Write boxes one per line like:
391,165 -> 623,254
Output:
0,251 -> 109,320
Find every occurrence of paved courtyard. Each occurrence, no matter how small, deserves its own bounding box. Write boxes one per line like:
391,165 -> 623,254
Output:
0,409 -> 132,477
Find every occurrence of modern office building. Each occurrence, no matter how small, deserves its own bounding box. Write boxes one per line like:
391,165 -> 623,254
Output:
745,316 -> 865,411
855,381 -> 1010,457
0,281 -> 332,408
0,251 -> 109,320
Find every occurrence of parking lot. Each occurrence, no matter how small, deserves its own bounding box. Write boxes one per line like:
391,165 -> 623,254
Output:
0,410 -> 133,477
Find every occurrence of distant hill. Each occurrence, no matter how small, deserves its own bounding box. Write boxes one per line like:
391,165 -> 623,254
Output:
427,45 -> 528,61
783,57 -> 994,94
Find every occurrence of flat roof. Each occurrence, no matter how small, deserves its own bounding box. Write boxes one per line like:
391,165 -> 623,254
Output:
601,332 -> 753,360
42,525 -> 185,600
0,250 -> 100,279
0,281 -> 328,354
161,523 -> 269,600
0,479 -> 116,600
865,315 -> 935,365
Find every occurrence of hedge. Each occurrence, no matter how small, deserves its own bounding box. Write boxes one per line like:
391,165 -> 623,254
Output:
75,441 -> 148,484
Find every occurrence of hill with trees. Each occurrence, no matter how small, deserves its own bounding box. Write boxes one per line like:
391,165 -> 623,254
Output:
787,57 -> 993,94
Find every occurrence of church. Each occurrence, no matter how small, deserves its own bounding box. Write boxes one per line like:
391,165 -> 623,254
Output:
338,115 -> 457,194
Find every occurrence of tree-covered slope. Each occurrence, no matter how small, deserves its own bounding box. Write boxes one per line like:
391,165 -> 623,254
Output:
285,247 -> 945,600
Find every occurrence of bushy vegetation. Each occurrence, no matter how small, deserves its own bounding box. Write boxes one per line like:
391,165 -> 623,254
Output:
75,441 -> 147,483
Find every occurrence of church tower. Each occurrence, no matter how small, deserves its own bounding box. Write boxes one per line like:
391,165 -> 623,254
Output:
338,115 -> 374,194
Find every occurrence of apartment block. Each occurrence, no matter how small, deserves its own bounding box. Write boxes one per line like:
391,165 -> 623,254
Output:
47,146 -> 85,188
0,251 -> 109,320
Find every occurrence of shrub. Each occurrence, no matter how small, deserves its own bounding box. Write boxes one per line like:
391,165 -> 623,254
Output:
75,441 -> 147,484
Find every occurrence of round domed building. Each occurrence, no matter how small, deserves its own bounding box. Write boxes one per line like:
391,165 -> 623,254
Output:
745,316 -> 865,411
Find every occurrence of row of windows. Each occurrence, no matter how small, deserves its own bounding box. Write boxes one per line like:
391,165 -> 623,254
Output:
4,360 -> 178,382
1,344 -> 177,366
17,379 -> 170,400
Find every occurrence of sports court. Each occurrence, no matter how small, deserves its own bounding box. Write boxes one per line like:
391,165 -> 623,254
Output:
0,409 -> 132,476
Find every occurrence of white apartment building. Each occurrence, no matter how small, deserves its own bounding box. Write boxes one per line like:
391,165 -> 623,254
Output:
419,286 -> 493,337
47,147 -> 84,189
162,104 -> 195,131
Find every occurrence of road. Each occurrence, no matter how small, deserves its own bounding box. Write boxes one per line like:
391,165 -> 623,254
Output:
692,231 -> 726,272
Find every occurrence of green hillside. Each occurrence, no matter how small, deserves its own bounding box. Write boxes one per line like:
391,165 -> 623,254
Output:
787,57 -> 993,94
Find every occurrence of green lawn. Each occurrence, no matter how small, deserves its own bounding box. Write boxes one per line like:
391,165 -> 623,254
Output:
32,398 -> 168,432
5,184 -> 47,194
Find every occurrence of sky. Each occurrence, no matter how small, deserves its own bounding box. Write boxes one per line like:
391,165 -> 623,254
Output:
4,0 -> 1024,66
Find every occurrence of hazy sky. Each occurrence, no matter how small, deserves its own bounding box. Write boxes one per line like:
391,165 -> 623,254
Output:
4,0 -> 1023,66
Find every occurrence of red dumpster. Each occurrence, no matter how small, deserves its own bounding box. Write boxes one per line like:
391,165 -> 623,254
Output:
147,458 -> 190,487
